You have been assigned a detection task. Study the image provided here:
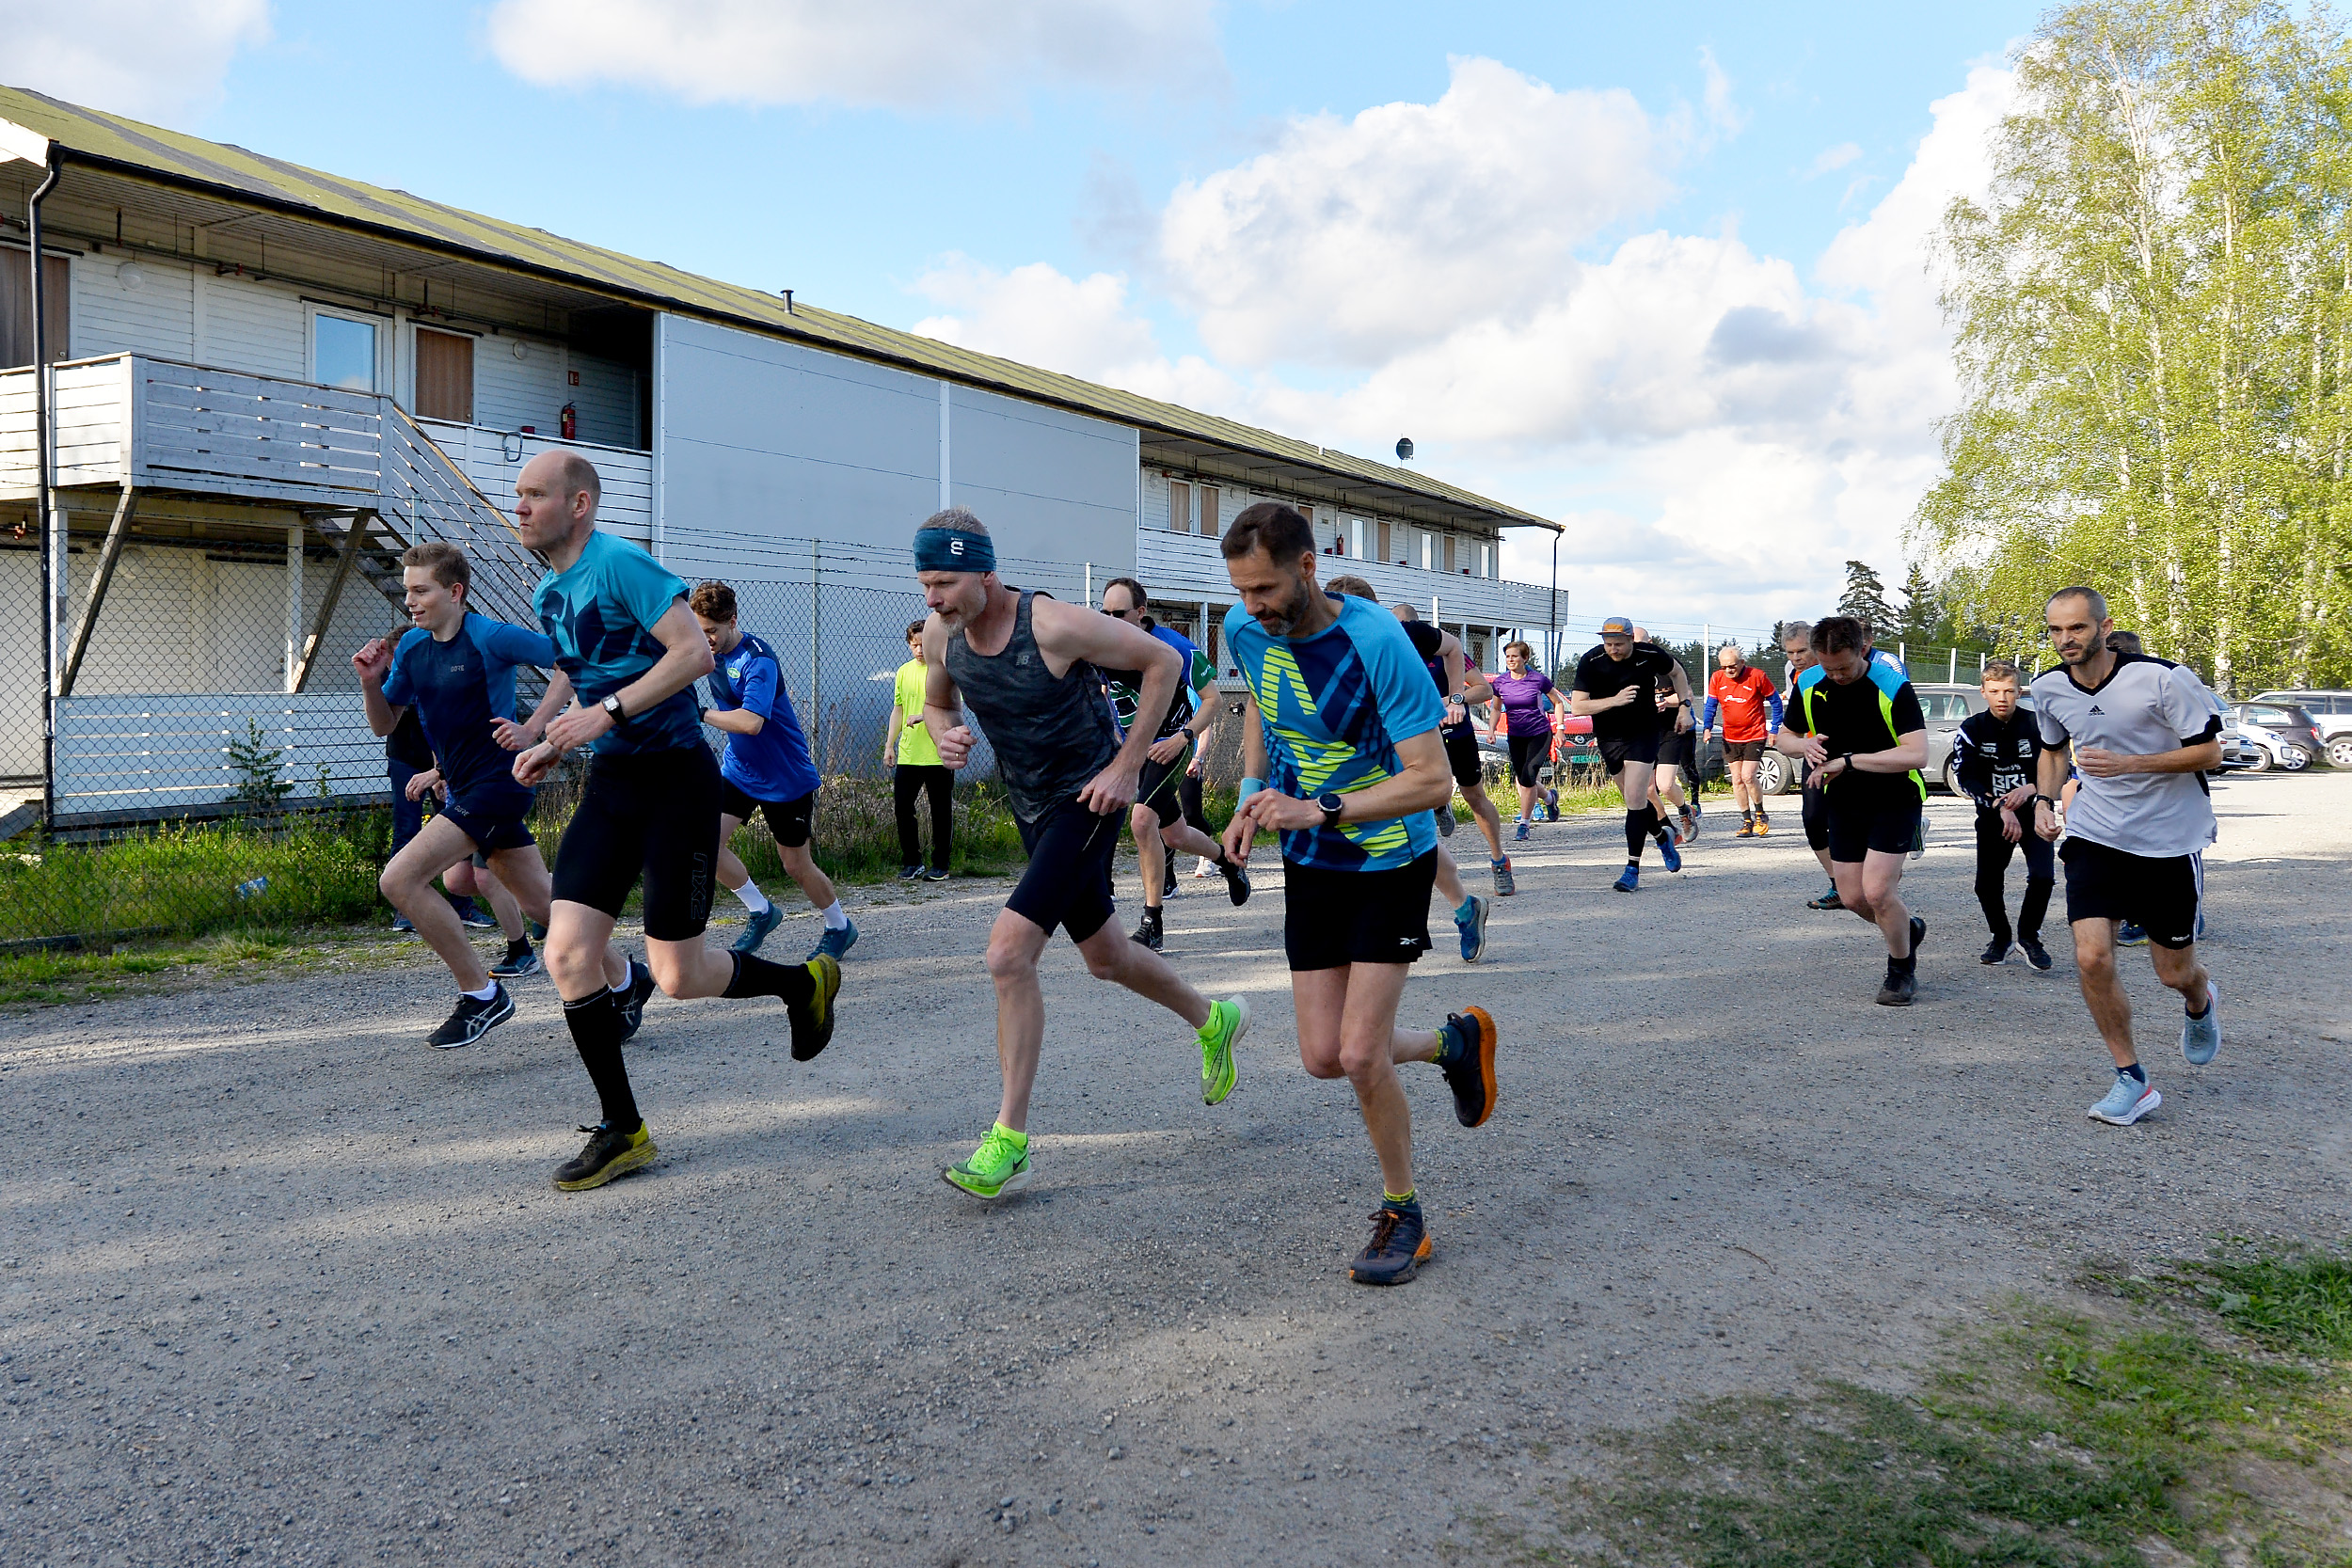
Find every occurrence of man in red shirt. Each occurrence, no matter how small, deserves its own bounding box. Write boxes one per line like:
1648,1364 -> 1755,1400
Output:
1702,642 -> 1784,837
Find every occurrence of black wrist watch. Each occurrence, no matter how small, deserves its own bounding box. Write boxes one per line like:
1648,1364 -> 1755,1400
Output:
601,693 -> 628,727
1316,791 -> 1345,829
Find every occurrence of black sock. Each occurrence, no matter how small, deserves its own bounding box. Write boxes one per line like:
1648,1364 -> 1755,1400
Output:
2186,997 -> 2211,1020
504,938 -> 532,961
1624,809 -> 1648,861
2122,1061 -> 2147,1083
723,951 -> 816,1006
563,989 -> 640,1133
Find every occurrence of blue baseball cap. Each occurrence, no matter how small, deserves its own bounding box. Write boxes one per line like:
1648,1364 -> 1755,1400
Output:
1599,616 -> 1635,637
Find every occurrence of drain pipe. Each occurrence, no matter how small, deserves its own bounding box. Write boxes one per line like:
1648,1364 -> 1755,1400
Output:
27,148 -> 63,829
1547,529 -> 1560,674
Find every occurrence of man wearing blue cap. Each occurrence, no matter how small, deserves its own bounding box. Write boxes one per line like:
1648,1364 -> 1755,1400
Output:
1569,617 -> 1693,893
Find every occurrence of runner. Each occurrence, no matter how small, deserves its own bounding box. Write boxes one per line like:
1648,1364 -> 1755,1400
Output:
1953,659 -> 2054,971
1569,618 -> 1692,892
1184,693 -> 1223,879
1219,503 -> 1500,1285
1703,642 -> 1782,837
1779,621 -> 1842,909
1095,576 -> 1250,953
1633,626 -> 1699,843
356,542 -> 578,1048
913,510 -> 1251,1199
688,580 -> 856,961
2030,587 -> 2222,1126
1390,603 -> 1512,896
505,451 -> 843,1193
1491,640 -> 1573,842
1772,615 -> 1931,1004
405,766 -> 537,971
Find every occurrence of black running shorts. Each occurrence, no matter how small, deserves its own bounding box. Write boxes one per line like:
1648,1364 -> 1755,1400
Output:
717,777 -> 816,848
552,746 -> 721,942
1008,799 -> 1122,942
1723,738 -> 1766,762
1506,733 -> 1549,788
1597,731 -> 1660,776
1824,795 -> 1922,863
1443,729 -> 1484,789
1282,850 -> 1435,972
1802,779 -> 1830,851
2060,836 -> 2201,948
439,796 -> 536,856
1133,744 -> 1189,828
1655,727 -> 1692,769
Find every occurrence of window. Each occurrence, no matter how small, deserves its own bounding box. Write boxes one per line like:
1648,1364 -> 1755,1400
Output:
312,311 -> 378,392
1168,479 -> 1192,532
0,248 -> 71,369
413,327 -> 475,422
1200,485 -> 1219,538
1917,692 -> 1977,721
1376,520 -> 1392,562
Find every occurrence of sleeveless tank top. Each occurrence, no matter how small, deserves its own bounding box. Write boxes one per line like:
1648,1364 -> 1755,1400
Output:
945,590 -> 1120,824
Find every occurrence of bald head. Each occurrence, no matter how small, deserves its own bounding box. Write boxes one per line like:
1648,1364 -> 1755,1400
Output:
514,448 -> 603,554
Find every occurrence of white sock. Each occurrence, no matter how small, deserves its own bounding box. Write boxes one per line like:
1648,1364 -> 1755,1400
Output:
820,900 -> 850,930
734,879 -> 771,914
463,981 -> 499,1002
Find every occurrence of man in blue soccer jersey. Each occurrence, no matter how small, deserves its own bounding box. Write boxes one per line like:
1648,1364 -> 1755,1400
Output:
1219,502 -> 1501,1287
356,541 -> 606,1049
688,580 -> 855,961
503,451 -> 844,1194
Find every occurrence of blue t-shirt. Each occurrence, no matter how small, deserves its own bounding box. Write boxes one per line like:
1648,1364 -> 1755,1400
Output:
705,630 -> 820,802
532,531 -> 702,755
1223,593 -> 1445,871
380,612 -> 554,816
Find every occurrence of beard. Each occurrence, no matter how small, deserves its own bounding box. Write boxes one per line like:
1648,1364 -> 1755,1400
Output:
1252,575 -> 1314,637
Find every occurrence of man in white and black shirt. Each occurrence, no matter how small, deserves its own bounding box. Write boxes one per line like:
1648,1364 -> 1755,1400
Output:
2030,587 -> 2223,1127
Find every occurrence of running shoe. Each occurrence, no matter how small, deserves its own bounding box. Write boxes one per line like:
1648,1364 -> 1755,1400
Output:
1132,910 -> 1165,952
1875,966 -> 1917,1006
1545,786 -> 1561,821
1735,816 -> 1756,839
1349,1200 -> 1431,1286
1216,855 -> 1252,908
2020,937 -> 2055,972
2182,980 -> 2221,1067
1163,859 -> 1178,900
806,920 -> 859,963
1910,915 -> 1927,962
1198,996 -> 1250,1106
925,865 -> 950,882
733,904 -> 785,955
616,958 -> 658,1044
1434,804 -> 1455,838
1979,938 -> 2014,966
528,921 -> 548,942
1658,832 -> 1683,874
1454,896 -> 1487,963
1679,806 -> 1699,842
1437,1007 -> 1499,1127
2118,922 -> 2150,948
1613,865 -> 1639,894
788,953 -> 841,1062
390,912 -> 417,936
1755,813 -> 1771,836
1807,884 -> 1844,911
453,900 -> 500,931
426,983 -> 514,1049
1490,858 -> 1515,897
553,1121 -> 657,1192
898,864 -> 924,882
2088,1072 -> 2160,1126
489,942 -> 540,979
1191,856 -> 1216,878
944,1122 -> 1030,1198
1909,817 -> 1928,860
1513,818 -> 1531,843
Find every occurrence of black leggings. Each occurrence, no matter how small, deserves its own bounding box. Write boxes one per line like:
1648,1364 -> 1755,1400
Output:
894,765 -> 953,870
1179,768 -> 1213,838
1974,811 -> 2055,943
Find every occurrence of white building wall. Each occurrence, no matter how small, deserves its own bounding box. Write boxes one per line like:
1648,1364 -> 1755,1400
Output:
69,252 -> 196,361
196,271 -> 307,380
571,356 -> 639,447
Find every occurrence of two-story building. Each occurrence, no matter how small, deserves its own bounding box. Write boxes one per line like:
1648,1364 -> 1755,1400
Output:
0,85 -> 1562,827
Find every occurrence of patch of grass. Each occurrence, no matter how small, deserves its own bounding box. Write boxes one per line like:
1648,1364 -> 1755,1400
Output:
1508,1250 -> 2352,1567
0,926 -> 415,1006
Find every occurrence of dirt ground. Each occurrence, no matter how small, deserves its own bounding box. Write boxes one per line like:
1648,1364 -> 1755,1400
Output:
7,770 -> 2348,1567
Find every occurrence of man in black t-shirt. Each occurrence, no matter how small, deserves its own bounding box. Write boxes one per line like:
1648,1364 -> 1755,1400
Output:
1391,603 -> 1510,896
1773,615 -> 1931,1005
1569,616 -> 1693,893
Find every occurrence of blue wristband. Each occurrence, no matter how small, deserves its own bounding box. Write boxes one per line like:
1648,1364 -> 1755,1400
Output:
1238,777 -> 1266,802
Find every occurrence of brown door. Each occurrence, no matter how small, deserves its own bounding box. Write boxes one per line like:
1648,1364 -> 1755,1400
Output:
413,328 -> 475,422
1199,485 -> 1219,538
0,250 -> 70,369
1168,480 -> 1192,532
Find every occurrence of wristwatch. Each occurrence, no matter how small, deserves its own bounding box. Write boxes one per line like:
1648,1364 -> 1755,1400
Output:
601,693 -> 628,727
1316,791 -> 1345,829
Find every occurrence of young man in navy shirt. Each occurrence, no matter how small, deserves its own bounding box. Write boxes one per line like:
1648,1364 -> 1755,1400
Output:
688,580 -> 855,961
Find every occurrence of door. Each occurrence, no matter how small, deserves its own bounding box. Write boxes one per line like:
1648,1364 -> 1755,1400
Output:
0,249 -> 70,368
413,327 -> 475,423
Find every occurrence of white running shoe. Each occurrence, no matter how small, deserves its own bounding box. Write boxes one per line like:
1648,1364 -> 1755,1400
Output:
2088,1071 -> 2161,1126
1190,856 -> 1216,879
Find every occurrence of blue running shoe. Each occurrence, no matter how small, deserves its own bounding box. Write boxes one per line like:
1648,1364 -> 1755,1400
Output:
1613,865 -> 1639,894
2088,1071 -> 2160,1126
732,903 -> 786,955
1454,895 -> 1487,963
807,920 -> 859,963
616,958 -> 657,1044
2182,980 -> 2220,1067
2117,922 -> 2150,948
1659,832 -> 1683,874
1513,818 -> 1531,843
1489,857 -> 1515,897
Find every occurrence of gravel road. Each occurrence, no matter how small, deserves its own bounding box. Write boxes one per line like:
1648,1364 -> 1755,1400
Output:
7,771 -> 2347,1566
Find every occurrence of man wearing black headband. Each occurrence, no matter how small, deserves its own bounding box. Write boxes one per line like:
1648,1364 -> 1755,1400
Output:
911,509 -> 1252,1201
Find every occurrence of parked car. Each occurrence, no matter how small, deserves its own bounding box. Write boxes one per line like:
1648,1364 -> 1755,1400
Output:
2223,701 -> 2323,771
1734,681 -> 2013,797
2251,689 -> 2352,768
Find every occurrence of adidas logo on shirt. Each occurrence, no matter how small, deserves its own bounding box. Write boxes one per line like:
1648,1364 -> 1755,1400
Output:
2088,705 -> 2105,714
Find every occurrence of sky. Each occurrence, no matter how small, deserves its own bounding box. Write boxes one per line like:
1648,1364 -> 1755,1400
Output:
4,0 -> 2044,637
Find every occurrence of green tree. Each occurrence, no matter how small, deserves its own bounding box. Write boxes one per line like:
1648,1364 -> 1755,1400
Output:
1837,560 -> 1895,633
1897,562 -> 1946,647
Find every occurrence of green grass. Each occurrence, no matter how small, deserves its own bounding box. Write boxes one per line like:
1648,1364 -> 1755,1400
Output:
1502,1249 -> 2352,1567
0,926 -> 417,1006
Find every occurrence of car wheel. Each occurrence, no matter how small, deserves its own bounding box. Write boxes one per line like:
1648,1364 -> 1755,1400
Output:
2240,745 -> 2272,773
1755,751 -> 1789,796
2278,745 -> 2312,771
1940,758 -> 1963,797
2329,736 -> 2352,769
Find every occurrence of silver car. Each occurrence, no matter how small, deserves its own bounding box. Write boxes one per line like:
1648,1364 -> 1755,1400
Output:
1750,679 -> 2019,796
2252,689 -> 2352,768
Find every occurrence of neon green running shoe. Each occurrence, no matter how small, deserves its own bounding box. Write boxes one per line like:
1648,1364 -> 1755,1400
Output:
1198,996 -> 1250,1106
944,1122 -> 1031,1199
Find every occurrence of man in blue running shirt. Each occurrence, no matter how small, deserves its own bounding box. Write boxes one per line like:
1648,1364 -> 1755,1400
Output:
356,542 -> 619,1050
688,580 -> 854,962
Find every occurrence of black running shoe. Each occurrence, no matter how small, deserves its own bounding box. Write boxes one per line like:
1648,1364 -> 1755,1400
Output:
924,865 -> 950,882
552,1122 -> 657,1192
1876,967 -> 1917,1006
426,984 -> 513,1049
490,942 -> 539,979
452,899 -> 499,931
1979,937 -> 2013,966
1909,915 -> 1927,961
1132,911 -> 1165,952
2020,937 -> 2054,972
1436,1007 -> 1499,1128
1163,859 -> 1178,900
616,959 -> 658,1044
1349,1201 -> 1431,1286
898,864 -> 924,882
1216,854 -> 1252,908
788,953 -> 841,1062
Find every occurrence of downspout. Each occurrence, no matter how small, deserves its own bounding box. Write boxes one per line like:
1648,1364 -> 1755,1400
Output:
27,149 -> 63,830
1548,530 -> 1560,675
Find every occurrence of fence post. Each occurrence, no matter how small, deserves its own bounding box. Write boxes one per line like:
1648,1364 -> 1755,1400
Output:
1084,562 -> 1093,610
1980,651 -> 1986,676
283,521 -> 305,694
808,538 -> 821,765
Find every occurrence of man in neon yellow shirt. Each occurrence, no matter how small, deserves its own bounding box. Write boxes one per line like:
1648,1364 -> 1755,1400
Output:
884,618 -> 956,879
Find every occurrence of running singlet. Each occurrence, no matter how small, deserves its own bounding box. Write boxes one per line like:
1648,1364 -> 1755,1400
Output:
533,531 -> 702,754
2028,654 -> 2220,857
1786,661 -> 1929,805
1572,642 -> 1680,740
1224,594 -> 1444,872
1401,621 -> 1473,739
705,630 -> 820,802
1704,665 -> 1781,743
944,590 -> 1120,825
892,658 -> 943,768
380,612 -> 554,814
1952,708 -> 2042,812
1098,626 -> 1205,741
1486,670 -> 1556,737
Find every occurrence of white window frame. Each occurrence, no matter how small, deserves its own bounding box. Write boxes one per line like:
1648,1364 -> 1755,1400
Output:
308,305 -> 388,394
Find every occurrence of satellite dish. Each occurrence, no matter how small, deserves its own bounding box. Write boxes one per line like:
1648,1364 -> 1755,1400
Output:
1395,437 -> 1415,462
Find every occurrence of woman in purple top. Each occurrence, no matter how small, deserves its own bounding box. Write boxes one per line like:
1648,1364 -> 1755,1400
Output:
1487,640 -> 1574,836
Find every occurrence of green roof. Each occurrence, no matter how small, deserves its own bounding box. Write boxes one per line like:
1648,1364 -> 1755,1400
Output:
0,84 -> 1557,533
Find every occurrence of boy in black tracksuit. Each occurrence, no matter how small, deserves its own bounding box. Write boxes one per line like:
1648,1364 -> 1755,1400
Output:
1953,659 -> 2054,969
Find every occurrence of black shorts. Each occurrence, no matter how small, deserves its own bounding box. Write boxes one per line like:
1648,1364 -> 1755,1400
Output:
1008,800 -> 1122,942
1724,738 -> 1766,763
1655,728 -> 1692,768
717,777 -> 817,848
2060,836 -> 2201,948
1134,744 -> 1190,827
1802,781 -> 1830,851
438,793 -> 536,856
1824,794 -> 1922,863
1597,731 -> 1659,776
1506,733 -> 1549,788
1282,850 -> 1435,972
1443,729 -> 1484,789
551,747 -> 721,942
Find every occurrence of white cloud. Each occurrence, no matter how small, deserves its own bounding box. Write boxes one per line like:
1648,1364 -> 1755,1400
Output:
1808,140 -> 1862,176
0,0 -> 270,120
484,0 -> 1221,112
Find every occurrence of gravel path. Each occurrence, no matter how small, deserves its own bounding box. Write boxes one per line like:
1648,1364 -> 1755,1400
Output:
7,772 -> 2347,1566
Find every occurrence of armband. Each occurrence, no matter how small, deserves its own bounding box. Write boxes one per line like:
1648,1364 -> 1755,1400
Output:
1238,777 -> 1267,802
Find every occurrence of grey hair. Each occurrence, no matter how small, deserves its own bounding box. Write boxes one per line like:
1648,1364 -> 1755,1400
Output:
921,506 -> 989,536
1718,641 -> 1744,657
2047,585 -> 2108,623
1778,620 -> 1812,645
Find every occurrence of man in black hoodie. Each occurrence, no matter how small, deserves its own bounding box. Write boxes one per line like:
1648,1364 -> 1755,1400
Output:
1953,659 -> 2054,970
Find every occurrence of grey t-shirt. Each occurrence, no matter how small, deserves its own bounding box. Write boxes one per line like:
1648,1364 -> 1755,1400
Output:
2030,654 -> 2222,858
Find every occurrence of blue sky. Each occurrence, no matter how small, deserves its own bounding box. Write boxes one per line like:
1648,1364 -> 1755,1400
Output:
11,0 -> 2042,633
